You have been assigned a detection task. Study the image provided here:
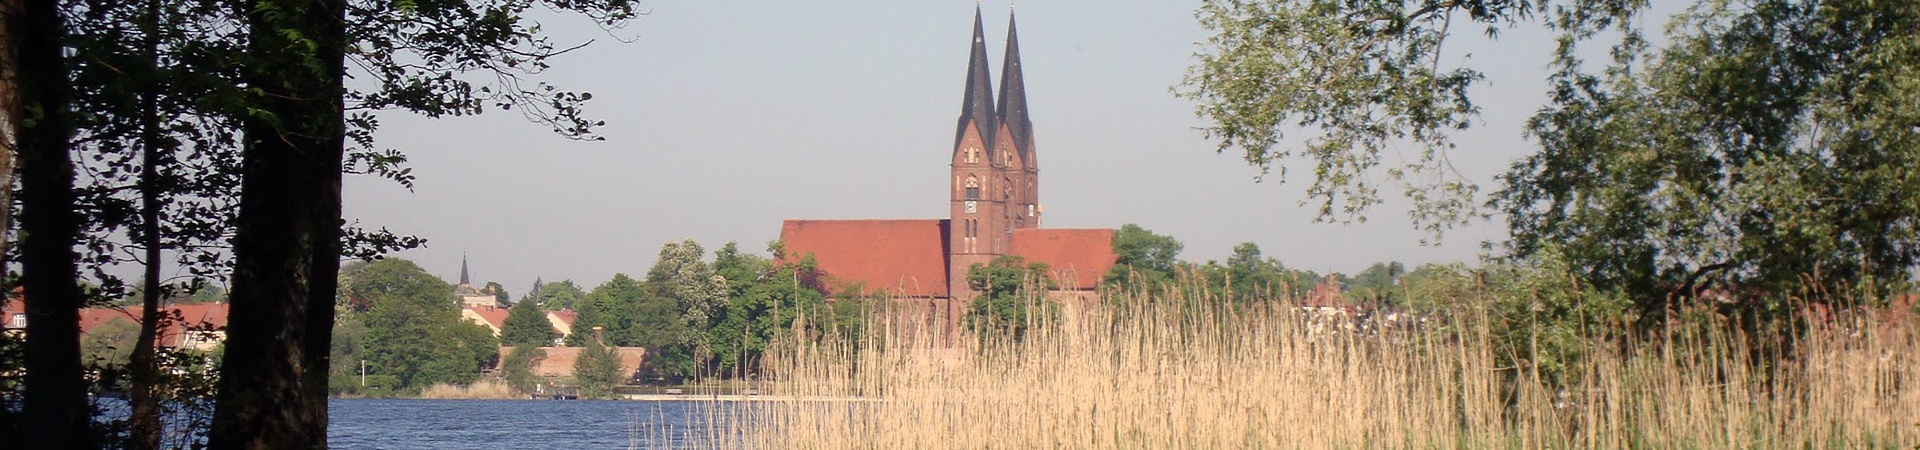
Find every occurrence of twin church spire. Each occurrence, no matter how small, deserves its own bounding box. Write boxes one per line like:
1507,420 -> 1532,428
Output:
955,6 -> 1034,165
950,6 -> 1040,263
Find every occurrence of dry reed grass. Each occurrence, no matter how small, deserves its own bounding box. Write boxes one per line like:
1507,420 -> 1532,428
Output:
666,292 -> 1918,449
418,378 -> 516,400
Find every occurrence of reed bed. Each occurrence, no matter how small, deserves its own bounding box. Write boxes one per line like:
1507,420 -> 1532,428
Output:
417,378 -> 515,400
670,292 -> 1918,449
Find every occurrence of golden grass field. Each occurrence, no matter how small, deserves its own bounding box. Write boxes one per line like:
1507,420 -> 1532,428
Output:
667,290 -> 1918,449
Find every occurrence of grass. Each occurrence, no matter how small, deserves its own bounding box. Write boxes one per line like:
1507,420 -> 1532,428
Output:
417,379 -> 516,400
664,287 -> 1919,449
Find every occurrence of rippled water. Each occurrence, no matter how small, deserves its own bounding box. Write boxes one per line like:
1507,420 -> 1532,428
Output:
329,399 -> 734,450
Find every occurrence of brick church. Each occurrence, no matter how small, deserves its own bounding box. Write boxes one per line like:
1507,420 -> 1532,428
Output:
779,8 -> 1116,318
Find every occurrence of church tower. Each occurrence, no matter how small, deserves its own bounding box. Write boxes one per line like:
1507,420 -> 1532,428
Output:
997,9 -> 1039,230
950,7 -> 1007,300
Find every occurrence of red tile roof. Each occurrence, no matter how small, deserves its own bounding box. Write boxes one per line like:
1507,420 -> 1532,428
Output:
1010,228 -> 1116,290
780,219 -> 951,298
546,309 -> 577,327
463,305 -> 511,331
76,303 -> 229,347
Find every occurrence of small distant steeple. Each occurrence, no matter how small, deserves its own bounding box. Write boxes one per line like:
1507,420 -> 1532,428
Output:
459,253 -> 471,286
955,6 -> 997,157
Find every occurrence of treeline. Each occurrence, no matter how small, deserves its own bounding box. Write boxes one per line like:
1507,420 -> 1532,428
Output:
324,239 -> 863,396
327,259 -> 498,396
525,240 -> 864,382
1101,224 -> 1446,308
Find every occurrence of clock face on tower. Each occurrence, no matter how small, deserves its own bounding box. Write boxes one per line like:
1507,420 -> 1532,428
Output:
965,201 -> 977,214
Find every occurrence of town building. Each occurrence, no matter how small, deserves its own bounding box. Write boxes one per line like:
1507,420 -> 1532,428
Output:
778,8 -> 1116,330
452,255 -> 499,309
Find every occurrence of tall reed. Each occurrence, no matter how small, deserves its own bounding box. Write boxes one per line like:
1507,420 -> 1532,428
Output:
675,288 -> 1917,449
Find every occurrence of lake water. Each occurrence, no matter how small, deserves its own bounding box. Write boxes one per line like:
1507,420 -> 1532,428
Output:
329,399 -> 735,450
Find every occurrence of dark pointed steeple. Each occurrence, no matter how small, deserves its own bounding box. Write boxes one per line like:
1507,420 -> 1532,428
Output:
955,6 -> 997,156
459,253 -> 470,286
997,8 -> 1033,164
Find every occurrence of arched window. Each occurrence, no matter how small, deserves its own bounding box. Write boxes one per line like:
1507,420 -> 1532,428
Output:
964,177 -> 980,200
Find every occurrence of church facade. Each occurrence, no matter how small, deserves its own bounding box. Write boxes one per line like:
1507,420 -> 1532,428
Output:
778,8 -> 1116,322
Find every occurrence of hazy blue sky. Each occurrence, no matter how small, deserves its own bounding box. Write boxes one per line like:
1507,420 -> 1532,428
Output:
343,1 -> 1578,295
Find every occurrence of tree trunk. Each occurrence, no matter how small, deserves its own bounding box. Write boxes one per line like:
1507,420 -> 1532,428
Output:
10,0 -> 91,446
0,0 -> 17,277
126,1 -> 168,445
205,0 -> 346,444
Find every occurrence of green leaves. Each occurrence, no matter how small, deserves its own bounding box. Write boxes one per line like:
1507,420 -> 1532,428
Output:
966,256 -> 1057,340
1181,0 -> 1497,239
500,300 -> 557,346
1104,224 -> 1185,288
1498,0 -> 1920,311
338,258 -> 498,393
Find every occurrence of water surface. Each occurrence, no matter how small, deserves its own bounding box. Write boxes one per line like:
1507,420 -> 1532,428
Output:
329,398 -> 728,450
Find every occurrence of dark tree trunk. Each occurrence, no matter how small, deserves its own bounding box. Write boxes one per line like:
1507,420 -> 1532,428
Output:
10,0 -> 91,446
127,1 -> 168,445
205,0 -> 346,444
128,43 -> 167,450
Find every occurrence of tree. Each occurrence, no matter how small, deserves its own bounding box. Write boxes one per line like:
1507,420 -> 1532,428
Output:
206,0 -> 351,441
1104,224 -> 1185,288
211,0 -> 638,442
81,317 -> 142,369
1345,261 -> 1405,306
500,302 -> 558,346
326,309 -> 370,395
537,280 -> 588,310
1497,0 -> 1920,313
340,259 -> 496,393
500,343 -> 545,396
966,256 -> 1057,339
571,336 -> 621,399
1211,242 -> 1320,303
706,242 -> 839,377
1179,0 -> 1918,311
569,274 -> 646,347
10,0 -> 92,443
486,281 -> 509,307
648,240 -> 730,341
184,285 -> 227,304
1178,0 -> 1543,238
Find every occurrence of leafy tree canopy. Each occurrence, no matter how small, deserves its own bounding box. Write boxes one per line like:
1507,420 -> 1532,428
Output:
966,256 -> 1058,339
535,280 -> 587,310
1104,224 -> 1185,288
500,301 -> 558,347
1498,0 -> 1920,308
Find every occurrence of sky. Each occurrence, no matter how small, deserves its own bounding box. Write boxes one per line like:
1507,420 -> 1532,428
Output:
342,0 -> 1581,295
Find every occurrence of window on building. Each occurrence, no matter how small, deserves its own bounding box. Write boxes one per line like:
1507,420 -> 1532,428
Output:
10,313 -> 22,328
964,177 -> 980,200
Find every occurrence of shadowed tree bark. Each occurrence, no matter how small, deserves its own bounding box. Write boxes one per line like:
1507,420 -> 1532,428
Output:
205,0 -> 345,445
9,0 -> 91,445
